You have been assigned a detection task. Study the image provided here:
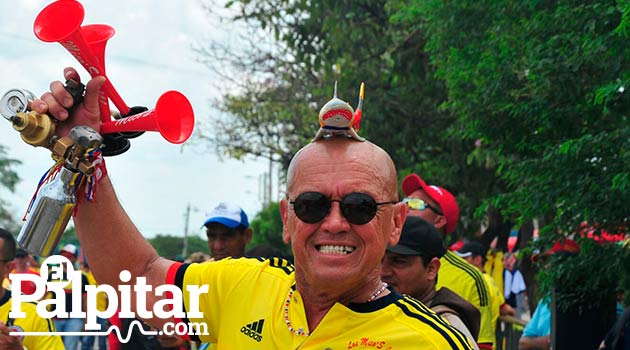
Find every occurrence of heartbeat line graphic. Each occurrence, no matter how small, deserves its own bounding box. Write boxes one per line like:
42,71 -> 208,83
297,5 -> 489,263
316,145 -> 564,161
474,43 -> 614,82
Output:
10,320 -> 160,343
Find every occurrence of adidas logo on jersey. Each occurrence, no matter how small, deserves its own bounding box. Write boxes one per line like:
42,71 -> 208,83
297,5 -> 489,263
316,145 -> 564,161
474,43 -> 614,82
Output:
240,319 -> 264,342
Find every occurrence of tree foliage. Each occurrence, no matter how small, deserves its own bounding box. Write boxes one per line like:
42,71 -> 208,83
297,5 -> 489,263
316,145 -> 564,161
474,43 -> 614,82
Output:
198,0 -> 500,237
537,239 -> 630,311
148,234 -> 209,260
418,0 -> 630,235
58,228 -> 209,261
248,201 -> 292,257
0,144 -> 21,231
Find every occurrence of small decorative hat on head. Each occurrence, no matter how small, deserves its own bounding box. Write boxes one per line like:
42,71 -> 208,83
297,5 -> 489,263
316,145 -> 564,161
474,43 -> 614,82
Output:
313,81 -> 366,142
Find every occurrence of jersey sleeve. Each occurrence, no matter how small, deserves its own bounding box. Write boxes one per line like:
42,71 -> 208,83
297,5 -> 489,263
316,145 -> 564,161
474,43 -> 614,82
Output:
165,258 -> 254,343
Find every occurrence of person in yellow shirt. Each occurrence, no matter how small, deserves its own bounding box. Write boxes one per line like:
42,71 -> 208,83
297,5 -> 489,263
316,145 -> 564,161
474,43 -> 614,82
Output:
402,174 -> 495,349
35,69 -> 474,349
0,228 -> 64,350
456,240 -> 517,348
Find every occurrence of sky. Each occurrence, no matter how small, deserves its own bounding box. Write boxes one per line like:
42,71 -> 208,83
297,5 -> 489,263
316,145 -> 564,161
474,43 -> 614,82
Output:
0,0 -> 274,240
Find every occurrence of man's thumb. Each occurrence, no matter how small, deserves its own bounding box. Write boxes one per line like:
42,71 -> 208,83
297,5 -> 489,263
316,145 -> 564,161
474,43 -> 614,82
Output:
83,76 -> 107,117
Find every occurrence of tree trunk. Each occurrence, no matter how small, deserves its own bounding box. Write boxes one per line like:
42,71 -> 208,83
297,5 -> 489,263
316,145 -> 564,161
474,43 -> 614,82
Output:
481,207 -> 512,251
517,220 -> 538,314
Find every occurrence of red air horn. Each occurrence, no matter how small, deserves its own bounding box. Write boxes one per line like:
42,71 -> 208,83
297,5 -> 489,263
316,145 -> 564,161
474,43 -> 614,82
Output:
33,0 -> 194,148
100,91 -> 194,144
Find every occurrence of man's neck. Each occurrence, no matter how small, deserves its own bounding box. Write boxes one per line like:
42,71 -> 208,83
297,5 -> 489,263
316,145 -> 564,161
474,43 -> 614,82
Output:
296,275 -> 387,332
418,285 -> 437,305
15,264 -> 29,273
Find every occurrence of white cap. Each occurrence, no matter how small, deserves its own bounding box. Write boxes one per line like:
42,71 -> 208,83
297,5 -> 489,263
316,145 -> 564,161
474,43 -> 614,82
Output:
60,243 -> 78,256
202,202 -> 249,229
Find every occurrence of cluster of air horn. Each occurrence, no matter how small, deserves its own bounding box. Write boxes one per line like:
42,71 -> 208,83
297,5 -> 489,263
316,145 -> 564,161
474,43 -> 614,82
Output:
33,0 -> 194,155
7,0 -> 196,257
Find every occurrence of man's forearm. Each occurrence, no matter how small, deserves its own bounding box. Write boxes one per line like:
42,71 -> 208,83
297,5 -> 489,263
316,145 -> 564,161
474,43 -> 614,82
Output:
74,176 -> 166,292
518,335 -> 550,350
74,176 -> 175,328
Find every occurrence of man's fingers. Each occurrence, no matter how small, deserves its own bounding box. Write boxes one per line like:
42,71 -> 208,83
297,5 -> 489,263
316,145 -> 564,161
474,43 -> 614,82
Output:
83,76 -> 107,117
28,98 -> 49,115
40,92 -> 68,121
50,80 -> 74,109
64,67 -> 81,82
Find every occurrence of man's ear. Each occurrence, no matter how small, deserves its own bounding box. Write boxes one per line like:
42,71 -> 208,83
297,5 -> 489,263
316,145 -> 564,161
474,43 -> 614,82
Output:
473,255 -> 483,268
279,199 -> 291,243
243,228 -> 253,244
4,261 -> 15,278
426,257 -> 441,281
434,215 -> 448,233
388,202 -> 407,246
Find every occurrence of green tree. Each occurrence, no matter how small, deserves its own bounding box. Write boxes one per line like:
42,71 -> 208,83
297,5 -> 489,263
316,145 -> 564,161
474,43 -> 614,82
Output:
198,82 -> 317,170
59,226 -> 80,248
197,0 -> 502,239
148,234 -> 208,260
418,0 -> 630,312
248,201 -> 292,257
419,0 -> 630,235
204,0 -> 451,172
0,144 -> 21,231
59,229 -> 209,261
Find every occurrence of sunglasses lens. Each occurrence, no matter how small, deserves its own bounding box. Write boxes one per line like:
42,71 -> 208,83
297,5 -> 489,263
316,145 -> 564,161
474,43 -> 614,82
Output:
341,193 -> 377,225
404,197 -> 426,211
293,192 -> 330,223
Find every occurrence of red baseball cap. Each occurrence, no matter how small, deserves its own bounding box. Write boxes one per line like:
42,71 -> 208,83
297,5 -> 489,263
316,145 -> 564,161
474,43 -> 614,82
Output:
402,173 -> 460,234
532,238 -> 581,262
543,239 -> 581,257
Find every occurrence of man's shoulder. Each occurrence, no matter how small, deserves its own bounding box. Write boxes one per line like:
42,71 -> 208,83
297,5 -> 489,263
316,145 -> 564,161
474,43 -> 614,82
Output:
431,287 -> 481,341
441,251 -> 485,280
391,294 -> 475,349
439,251 -> 490,307
180,256 -> 295,284
252,256 -> 295,276
214,256 -> 294,275
390,294 -> 454,329
433,287 -> 473,306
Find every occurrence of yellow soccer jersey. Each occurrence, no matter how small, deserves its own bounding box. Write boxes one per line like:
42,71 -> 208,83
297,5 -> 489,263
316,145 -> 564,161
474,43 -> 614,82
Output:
483,273 -> 504,349
484,251 -> 504,295
438,250 -> 494,347
168,257 -> 474,350
0,290 -> 64,350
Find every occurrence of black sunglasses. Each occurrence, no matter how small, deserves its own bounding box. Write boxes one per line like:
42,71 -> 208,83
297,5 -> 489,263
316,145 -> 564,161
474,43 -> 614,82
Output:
289,192 -> 397,225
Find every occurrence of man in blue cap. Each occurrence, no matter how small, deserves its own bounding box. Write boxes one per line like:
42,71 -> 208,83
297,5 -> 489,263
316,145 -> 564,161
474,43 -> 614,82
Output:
203,202 -> 253,261
159,202 -> 254,349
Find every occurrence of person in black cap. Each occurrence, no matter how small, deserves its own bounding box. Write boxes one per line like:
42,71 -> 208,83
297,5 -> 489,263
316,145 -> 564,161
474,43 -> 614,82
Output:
9,248 -> 39,295
381,216 -> 481,349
